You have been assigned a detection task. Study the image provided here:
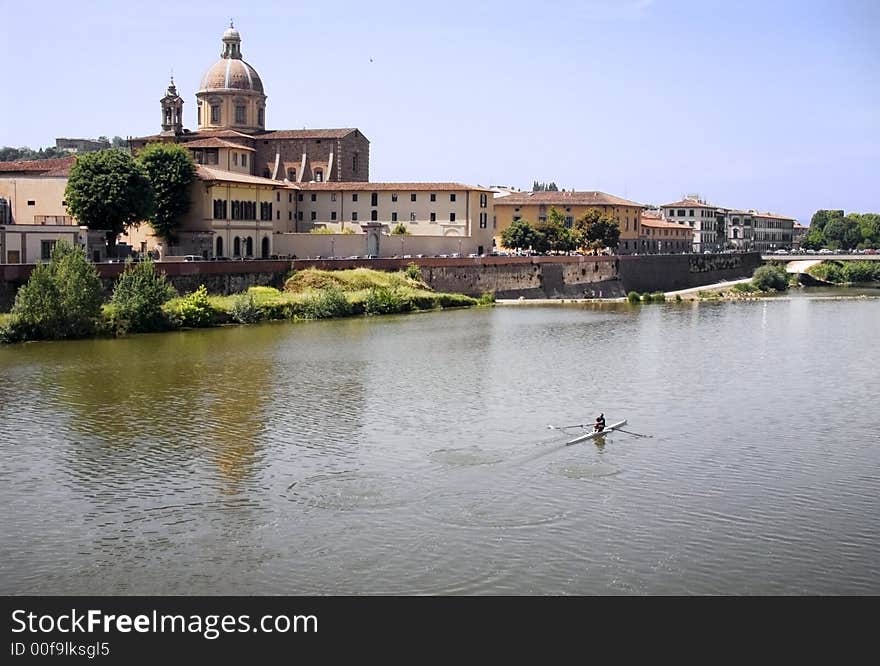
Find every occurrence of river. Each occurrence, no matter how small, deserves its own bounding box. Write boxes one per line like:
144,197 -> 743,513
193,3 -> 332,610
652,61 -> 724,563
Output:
1,288 -> 878,594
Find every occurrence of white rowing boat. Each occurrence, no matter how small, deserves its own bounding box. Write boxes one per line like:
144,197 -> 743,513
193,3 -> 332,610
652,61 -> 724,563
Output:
565,419 -> 627,445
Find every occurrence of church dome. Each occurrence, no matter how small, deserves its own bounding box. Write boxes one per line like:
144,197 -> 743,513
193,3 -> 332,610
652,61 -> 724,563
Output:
199,58 -> 264,93
198,22 -> 264,94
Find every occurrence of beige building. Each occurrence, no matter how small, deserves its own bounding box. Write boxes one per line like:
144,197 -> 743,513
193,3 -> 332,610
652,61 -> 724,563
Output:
660,195 -> 726,252
0,157 -> 93,264
493,190 -> 647,254
640,212 -> 693,253
751,212 -> 795,252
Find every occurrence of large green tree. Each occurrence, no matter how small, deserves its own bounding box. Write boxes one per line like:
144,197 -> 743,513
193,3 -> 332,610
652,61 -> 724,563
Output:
809,209 -> 844,232
823,217 -> 862,250
136,143 -> 197,245
574,209 -> 620,252
534,207 -> 576,254
65,149 -> 154,256
501,219 -> 540,252
849,213 -> 880,248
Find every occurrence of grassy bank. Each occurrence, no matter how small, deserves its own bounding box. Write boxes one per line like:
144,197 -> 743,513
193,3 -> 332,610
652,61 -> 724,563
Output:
2,266 -> 493,343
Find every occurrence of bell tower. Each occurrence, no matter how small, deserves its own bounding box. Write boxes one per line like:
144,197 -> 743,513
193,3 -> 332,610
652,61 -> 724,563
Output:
160,77 -> 184,135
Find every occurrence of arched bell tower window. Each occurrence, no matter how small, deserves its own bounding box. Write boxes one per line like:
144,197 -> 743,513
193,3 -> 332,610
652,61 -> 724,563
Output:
314,169 -> 323,182
211,105 -> 221,123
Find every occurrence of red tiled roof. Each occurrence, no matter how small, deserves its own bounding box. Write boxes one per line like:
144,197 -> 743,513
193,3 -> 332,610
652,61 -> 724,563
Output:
751,211 -> 796,220
184,138 -> 256,151
260,128 -> 361,140
494,190 -> 646,208
0,157 -> 76,174
196,165 -> 285,186
292,181 -> 493,192
641,216 -> 695,230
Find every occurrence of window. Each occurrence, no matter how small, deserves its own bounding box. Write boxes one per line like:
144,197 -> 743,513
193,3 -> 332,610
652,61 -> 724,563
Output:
298,211 -> 303,221
211,105 -> 220,123
258,108 -> 264,126
242,154 -> 247,167
689,209 -> 695,217
410,212 -> 416,222
352,193 -> 358,202
263,168 -> 271,178
430,193 -> 436,202
391,212 -> 398,222
288,211 -> 292,221
480,193 -> 488,208
197,105 -> 201,126
331,211 -> 337,221
450,193 -> 456,202
41,240 -> 56,260
371,210 -> 378,221
430,213 -> 436,222
276,192 -> 280,202
314,169 -> 323,182
371,193 -> 378,206
213,199 -> 227,219
233,153 -> 239,166
392,193 -> 398,202
331,193 -> 337,202
298,194 -> 304,202
513,216 -> 521,222
565,216 -> 573,228
288,193 -> 293,203
352,212 -> 358,221
288,169 -> 296,181
235,105 -> 246,124
311,211 -> 317,221
27,200 -> 35,206
450,213 -> 456,222
479,212 -> 487,229
311,194 -> 316,202
352,152 -> 359,173
411,193 -> 417,202
677,209 -> 685,217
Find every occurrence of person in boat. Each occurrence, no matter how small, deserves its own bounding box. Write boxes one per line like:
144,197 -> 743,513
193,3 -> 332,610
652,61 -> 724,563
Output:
594,413 -> 606,433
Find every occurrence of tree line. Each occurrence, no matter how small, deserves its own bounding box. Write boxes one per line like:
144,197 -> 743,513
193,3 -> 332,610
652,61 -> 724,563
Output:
500,207 -> 620,254
803,209 -> 879,250
0,137 -> 129,162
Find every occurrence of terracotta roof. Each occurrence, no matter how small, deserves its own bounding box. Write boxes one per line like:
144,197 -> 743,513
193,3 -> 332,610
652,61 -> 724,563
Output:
751,211 -> 796,220
493,190 -> 646,208
259,128 -> 361,140
292,181 -> 494,192
196,165 -> 286,186
0,157 -> 76,174
660,198 -> 720,209
184,138 -> 255,151
641,216 -> 695,230
130,129 -> 257,144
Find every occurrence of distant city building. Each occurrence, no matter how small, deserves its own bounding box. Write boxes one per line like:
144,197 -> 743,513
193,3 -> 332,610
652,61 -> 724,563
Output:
55,138 -> 111,153
493,190 -> 647,254
791,223 -> 809,250
659,195 -> 727,252
639,211 -> 693,253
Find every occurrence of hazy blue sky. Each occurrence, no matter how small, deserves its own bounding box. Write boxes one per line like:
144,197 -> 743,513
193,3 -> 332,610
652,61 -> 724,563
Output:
3,0 -> 877,222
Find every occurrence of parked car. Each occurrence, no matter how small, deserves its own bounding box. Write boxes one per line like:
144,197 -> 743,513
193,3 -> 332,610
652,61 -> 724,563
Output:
774,249 -> 789,255
183,255 -> 204,262
818,248 -> 833,254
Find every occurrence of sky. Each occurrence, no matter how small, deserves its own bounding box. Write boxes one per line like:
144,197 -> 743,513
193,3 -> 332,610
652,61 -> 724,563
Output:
2,0 -> 878,223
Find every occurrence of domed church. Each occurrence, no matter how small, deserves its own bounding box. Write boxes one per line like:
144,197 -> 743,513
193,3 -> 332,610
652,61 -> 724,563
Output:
132,22 -> 370,184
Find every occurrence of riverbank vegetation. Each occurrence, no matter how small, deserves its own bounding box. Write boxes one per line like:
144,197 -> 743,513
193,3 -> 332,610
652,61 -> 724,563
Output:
806,260 -> 880,284
0,247 -> 490,344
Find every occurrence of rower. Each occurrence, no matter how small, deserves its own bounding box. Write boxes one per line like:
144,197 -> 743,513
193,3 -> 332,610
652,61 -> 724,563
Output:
594,413 -> 606,433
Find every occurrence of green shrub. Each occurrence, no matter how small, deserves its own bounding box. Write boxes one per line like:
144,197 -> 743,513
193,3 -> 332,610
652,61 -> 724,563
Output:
436,293 -> 477,308
390,223 -> 410,235
230,292 -> 262,324
641,292 -> 654,303
364,286 -> 412,315
840,261 -> 880,283
405,262 -> 422,281
297,287 -> 352,319
108,259 -> 176,334
478,292 -> 496,305
627,291 -> 641,303
163,285 -> 216,328
752,264 -> 789,291
9,241 -> 103,340
733,282 -> 758,293
650,292 -> 666,302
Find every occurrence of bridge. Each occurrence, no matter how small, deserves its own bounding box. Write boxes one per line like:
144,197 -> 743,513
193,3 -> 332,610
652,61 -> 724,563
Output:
761,253 -> 880,262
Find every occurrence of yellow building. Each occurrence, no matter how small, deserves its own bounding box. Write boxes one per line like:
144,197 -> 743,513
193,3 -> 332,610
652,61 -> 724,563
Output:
493,190 -> 647,254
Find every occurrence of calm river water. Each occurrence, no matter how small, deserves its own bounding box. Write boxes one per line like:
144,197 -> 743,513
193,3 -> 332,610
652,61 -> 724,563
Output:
1,288 -> 878,595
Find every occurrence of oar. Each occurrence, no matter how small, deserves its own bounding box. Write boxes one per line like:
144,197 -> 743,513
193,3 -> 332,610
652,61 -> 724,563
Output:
547,423 -> 588,430
615,428 -> 653,438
